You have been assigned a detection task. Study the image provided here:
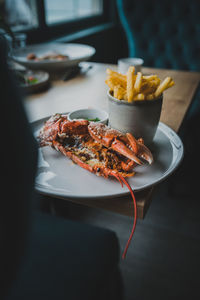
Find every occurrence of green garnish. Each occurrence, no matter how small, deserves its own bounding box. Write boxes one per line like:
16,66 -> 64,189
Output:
15,71 -> 39,86
77,117 -> 101,122
85,117 -> 100,122
26,76 -> 39,85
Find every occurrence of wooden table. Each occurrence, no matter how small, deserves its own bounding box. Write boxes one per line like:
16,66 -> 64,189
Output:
25,63 -> 200,219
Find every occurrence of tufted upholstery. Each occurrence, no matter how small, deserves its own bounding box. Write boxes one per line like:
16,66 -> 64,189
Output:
117,0 -> 200,71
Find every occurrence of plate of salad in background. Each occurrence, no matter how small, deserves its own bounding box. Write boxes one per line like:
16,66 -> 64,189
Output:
14,69 -> 50,93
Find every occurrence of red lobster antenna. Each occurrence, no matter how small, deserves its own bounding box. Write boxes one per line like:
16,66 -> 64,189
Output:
118,175 -> 137,260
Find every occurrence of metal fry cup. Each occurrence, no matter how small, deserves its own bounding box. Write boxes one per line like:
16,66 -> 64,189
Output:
107,91 -> 163,145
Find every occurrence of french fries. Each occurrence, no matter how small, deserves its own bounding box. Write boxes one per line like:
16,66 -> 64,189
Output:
105,67 -> 175,102
127,66 -> 136,102
113,85 -> 126,100
134,72 -> 142,94
154,77 -> 173,98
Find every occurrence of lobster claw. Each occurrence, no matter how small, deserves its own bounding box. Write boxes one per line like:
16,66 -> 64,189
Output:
138,142 -> 154,165
111,139 -> 143,165
111,133 -> 153,165
126,133 -> 153,165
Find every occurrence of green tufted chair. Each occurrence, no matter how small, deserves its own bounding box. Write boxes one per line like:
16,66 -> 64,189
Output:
116,0 -> 200,71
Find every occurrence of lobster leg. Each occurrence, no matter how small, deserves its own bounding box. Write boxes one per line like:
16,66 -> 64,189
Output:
121,160 -> 136,172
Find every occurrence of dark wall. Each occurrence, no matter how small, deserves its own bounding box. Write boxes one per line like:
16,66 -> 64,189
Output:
72,27 -> 128,64
53,24 -> 128,64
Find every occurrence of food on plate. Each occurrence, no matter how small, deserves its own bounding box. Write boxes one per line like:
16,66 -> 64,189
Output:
74,117 -> 101,122
38,114 -> 153,176
26,52 -> 68,61
84,117 -> 101,122
38,113 -> 154,259
15,70 -> 39,85
105,66 -> 175,102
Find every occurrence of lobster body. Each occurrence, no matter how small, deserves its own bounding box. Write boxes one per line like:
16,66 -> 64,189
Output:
38,114 -> 153,180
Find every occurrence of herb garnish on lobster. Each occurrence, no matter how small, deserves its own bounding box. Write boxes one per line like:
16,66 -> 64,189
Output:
38,113 -> 153,258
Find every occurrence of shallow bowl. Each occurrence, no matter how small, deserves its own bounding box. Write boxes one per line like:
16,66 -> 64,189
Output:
68,108 -> 108,124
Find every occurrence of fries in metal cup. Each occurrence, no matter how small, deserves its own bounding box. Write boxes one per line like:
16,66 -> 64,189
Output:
105,67 -> 174,102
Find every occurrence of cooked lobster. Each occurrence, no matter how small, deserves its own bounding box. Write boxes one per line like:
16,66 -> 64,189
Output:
38,113 -> 153,258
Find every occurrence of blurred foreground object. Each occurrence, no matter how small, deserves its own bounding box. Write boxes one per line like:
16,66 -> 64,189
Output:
0,35 -> 123,300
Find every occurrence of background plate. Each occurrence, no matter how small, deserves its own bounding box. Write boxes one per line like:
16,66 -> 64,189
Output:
33,117 -> 184,199
12,43 -> 96,70
19,70 -> 49,93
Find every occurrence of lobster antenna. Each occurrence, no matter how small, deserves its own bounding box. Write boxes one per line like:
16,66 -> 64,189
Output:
111,172 -> 124,187
119,175 -> 137,259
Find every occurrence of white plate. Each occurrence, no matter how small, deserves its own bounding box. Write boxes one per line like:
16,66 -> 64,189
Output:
33,117 -> 184,199
12,43 -> 96,70
19,70 -> 49,93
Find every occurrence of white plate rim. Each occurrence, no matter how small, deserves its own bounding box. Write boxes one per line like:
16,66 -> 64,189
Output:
32,116 -> 184,199
12,43 -> 96,66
